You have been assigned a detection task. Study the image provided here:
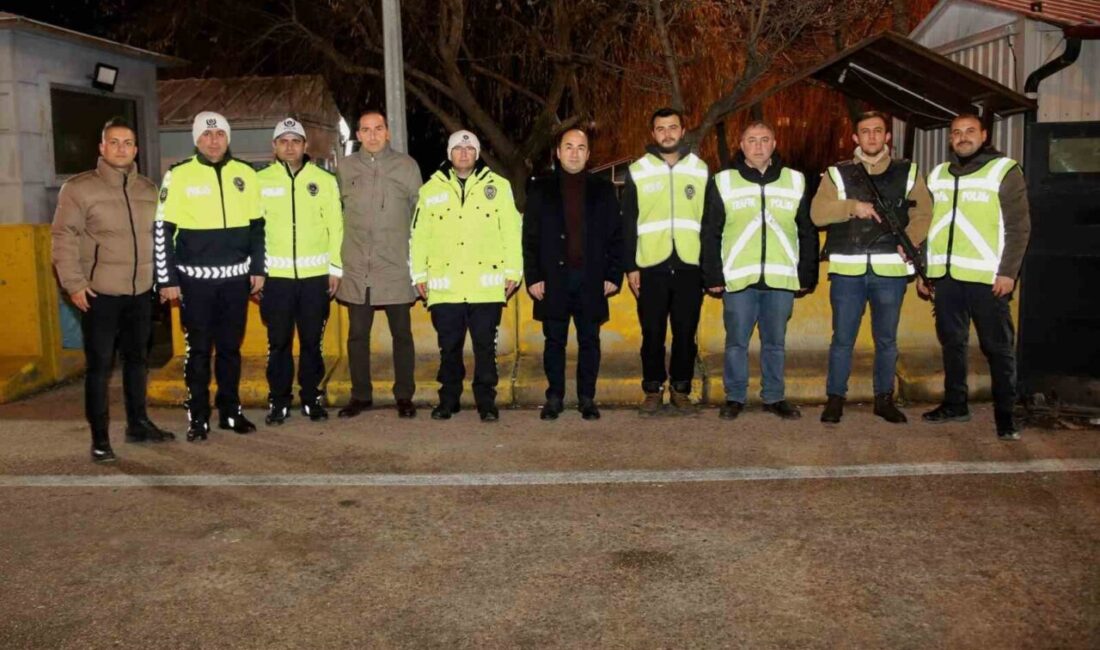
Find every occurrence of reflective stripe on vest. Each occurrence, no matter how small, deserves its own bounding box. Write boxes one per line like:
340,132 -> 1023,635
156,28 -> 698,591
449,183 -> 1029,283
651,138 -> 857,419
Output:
715,167 -> 804,292
826,161 -> 917,277
926,157 -> 1014,285
177,259 -> 252,279
267,253 -> 331,274
629,153 -> 708,267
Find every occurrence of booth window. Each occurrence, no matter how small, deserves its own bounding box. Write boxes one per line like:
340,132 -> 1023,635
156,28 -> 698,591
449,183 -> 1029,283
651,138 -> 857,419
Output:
50,87 -> 138,176
1049,136 -> 1100,174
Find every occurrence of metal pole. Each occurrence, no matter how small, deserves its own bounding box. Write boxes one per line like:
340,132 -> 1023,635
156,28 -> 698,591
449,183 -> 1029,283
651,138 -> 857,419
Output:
382,0 -> 408,153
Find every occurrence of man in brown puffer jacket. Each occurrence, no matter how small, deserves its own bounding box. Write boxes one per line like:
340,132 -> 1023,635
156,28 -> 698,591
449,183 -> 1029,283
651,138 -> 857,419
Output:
51,117 -> 176,463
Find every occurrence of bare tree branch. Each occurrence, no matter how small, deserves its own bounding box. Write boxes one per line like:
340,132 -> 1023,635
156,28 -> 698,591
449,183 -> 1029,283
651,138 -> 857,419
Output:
650,0 -> 685,112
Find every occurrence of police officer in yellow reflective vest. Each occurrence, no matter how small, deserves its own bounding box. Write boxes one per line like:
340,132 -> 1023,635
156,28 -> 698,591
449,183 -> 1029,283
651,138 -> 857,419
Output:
918,114 -> 1031,441
811,111 -> 932,425
622,107 -> 709,416
701,120 -> 819,421
156,112 -> 265,441
257,118 -> 343,425
410,130 -> 522,422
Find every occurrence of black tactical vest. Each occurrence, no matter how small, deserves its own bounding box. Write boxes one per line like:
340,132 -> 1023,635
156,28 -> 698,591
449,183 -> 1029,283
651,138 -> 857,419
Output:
822,159 -> 913,257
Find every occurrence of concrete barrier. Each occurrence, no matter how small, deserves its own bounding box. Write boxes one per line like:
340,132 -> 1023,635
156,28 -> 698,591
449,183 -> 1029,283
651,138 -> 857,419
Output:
147,299 -> 345,407
0,224 -> 84,403
144,261 -> 1015,409
324,299 -> 519,408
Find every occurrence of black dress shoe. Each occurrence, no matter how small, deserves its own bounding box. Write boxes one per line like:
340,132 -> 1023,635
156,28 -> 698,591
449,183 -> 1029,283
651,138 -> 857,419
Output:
921,403 -> 970,423
821,395 -> 844,424
396,399 -> 417,418
578,398 -> 600,421
265,404 -> 290,426
91,441 -> 116,463
125,418 -> 176,442
763,400 -> 801,420
337,399 -> 373,419
719,401 -> 744,420
541,397 -> 564,421
186,419 -> 209,442
431,403 -> 460,420
301,402 -> 329,422
479,406 -> 500,422
218,410 -> 257,434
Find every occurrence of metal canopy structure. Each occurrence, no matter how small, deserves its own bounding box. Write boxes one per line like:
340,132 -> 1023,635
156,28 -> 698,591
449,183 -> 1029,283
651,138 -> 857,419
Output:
729,31 -> 1036,130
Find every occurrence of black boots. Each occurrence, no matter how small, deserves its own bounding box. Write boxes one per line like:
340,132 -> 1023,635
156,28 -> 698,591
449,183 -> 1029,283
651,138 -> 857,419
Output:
265,402 -> 290,426
187,418 -> 210,442
821,395 -> 844,424
301,399 -> 329,422
91,431 -> 115,463
218,408 -> 257,434
873,393 -> 907,423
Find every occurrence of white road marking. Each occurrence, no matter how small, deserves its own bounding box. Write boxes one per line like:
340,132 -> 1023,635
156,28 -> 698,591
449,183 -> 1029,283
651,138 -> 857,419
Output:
1,458 -> 1098,488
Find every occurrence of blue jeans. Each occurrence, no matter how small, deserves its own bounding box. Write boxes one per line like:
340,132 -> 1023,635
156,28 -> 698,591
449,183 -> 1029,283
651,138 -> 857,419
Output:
826,273 -> 908,397
723,287 -> 794,404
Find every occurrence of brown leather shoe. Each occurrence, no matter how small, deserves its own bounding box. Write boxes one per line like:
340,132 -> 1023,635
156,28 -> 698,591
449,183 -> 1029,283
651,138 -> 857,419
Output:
639,390 -> 664,417
396,399 -> 416,419
669,389 -> 695,414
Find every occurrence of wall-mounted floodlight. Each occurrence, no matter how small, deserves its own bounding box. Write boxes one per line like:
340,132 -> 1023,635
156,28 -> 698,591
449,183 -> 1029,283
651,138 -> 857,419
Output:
92,63 -> 118,92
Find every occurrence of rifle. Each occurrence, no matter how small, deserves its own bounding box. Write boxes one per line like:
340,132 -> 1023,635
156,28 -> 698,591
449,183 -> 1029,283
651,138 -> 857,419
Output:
853,163 -> 932,290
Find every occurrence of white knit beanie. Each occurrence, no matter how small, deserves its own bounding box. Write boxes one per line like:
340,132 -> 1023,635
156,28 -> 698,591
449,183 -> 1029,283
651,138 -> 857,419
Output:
192,111 -> 231,145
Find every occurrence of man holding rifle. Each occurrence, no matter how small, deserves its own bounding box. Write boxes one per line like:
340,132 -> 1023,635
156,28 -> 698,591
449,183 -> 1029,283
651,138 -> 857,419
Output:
811,111 -> 932,425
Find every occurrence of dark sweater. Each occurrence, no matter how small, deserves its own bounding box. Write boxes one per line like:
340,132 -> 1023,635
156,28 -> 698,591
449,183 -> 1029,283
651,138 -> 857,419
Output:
561,169 -> 585,269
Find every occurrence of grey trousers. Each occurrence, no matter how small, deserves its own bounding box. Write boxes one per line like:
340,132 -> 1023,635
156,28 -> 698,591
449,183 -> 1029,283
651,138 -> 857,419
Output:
346,294 -> 416,402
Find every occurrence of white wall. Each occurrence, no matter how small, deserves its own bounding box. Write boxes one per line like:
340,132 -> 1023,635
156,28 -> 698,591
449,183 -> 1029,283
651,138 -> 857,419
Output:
0,29 -> 162,224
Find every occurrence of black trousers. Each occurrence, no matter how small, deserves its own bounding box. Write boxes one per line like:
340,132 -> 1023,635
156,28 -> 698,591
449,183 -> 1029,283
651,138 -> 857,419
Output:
179,275 -> 250,421
429,302 -> 502,409
81,291 -> 153,436
543,269 -> 601,400
637,265 -> 703,390
933,277 -> 1017,421
346,292 -> 415,402
260,275 -> 330,407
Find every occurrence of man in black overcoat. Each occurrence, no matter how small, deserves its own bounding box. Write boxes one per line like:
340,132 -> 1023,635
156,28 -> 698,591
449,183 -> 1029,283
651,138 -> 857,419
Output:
523,128 -> 623,420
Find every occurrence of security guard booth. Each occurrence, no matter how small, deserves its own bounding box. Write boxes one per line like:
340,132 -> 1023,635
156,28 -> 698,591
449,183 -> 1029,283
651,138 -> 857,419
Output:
0,13 -> 180,403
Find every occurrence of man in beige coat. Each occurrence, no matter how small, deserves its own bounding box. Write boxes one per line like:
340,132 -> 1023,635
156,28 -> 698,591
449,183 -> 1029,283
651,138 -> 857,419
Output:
51,117 -> 176,462
336,109 -> 423,418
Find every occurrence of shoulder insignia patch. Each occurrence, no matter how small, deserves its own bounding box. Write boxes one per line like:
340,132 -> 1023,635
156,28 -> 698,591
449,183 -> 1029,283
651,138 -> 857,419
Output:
159,187 -> 168,203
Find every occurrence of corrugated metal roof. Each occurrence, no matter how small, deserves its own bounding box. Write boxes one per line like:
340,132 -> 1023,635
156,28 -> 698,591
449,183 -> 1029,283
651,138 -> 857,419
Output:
0,12 -> 184,65
723,31 -> 1035,130
158,75 -> 341,130
964,0 -> 1100,27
